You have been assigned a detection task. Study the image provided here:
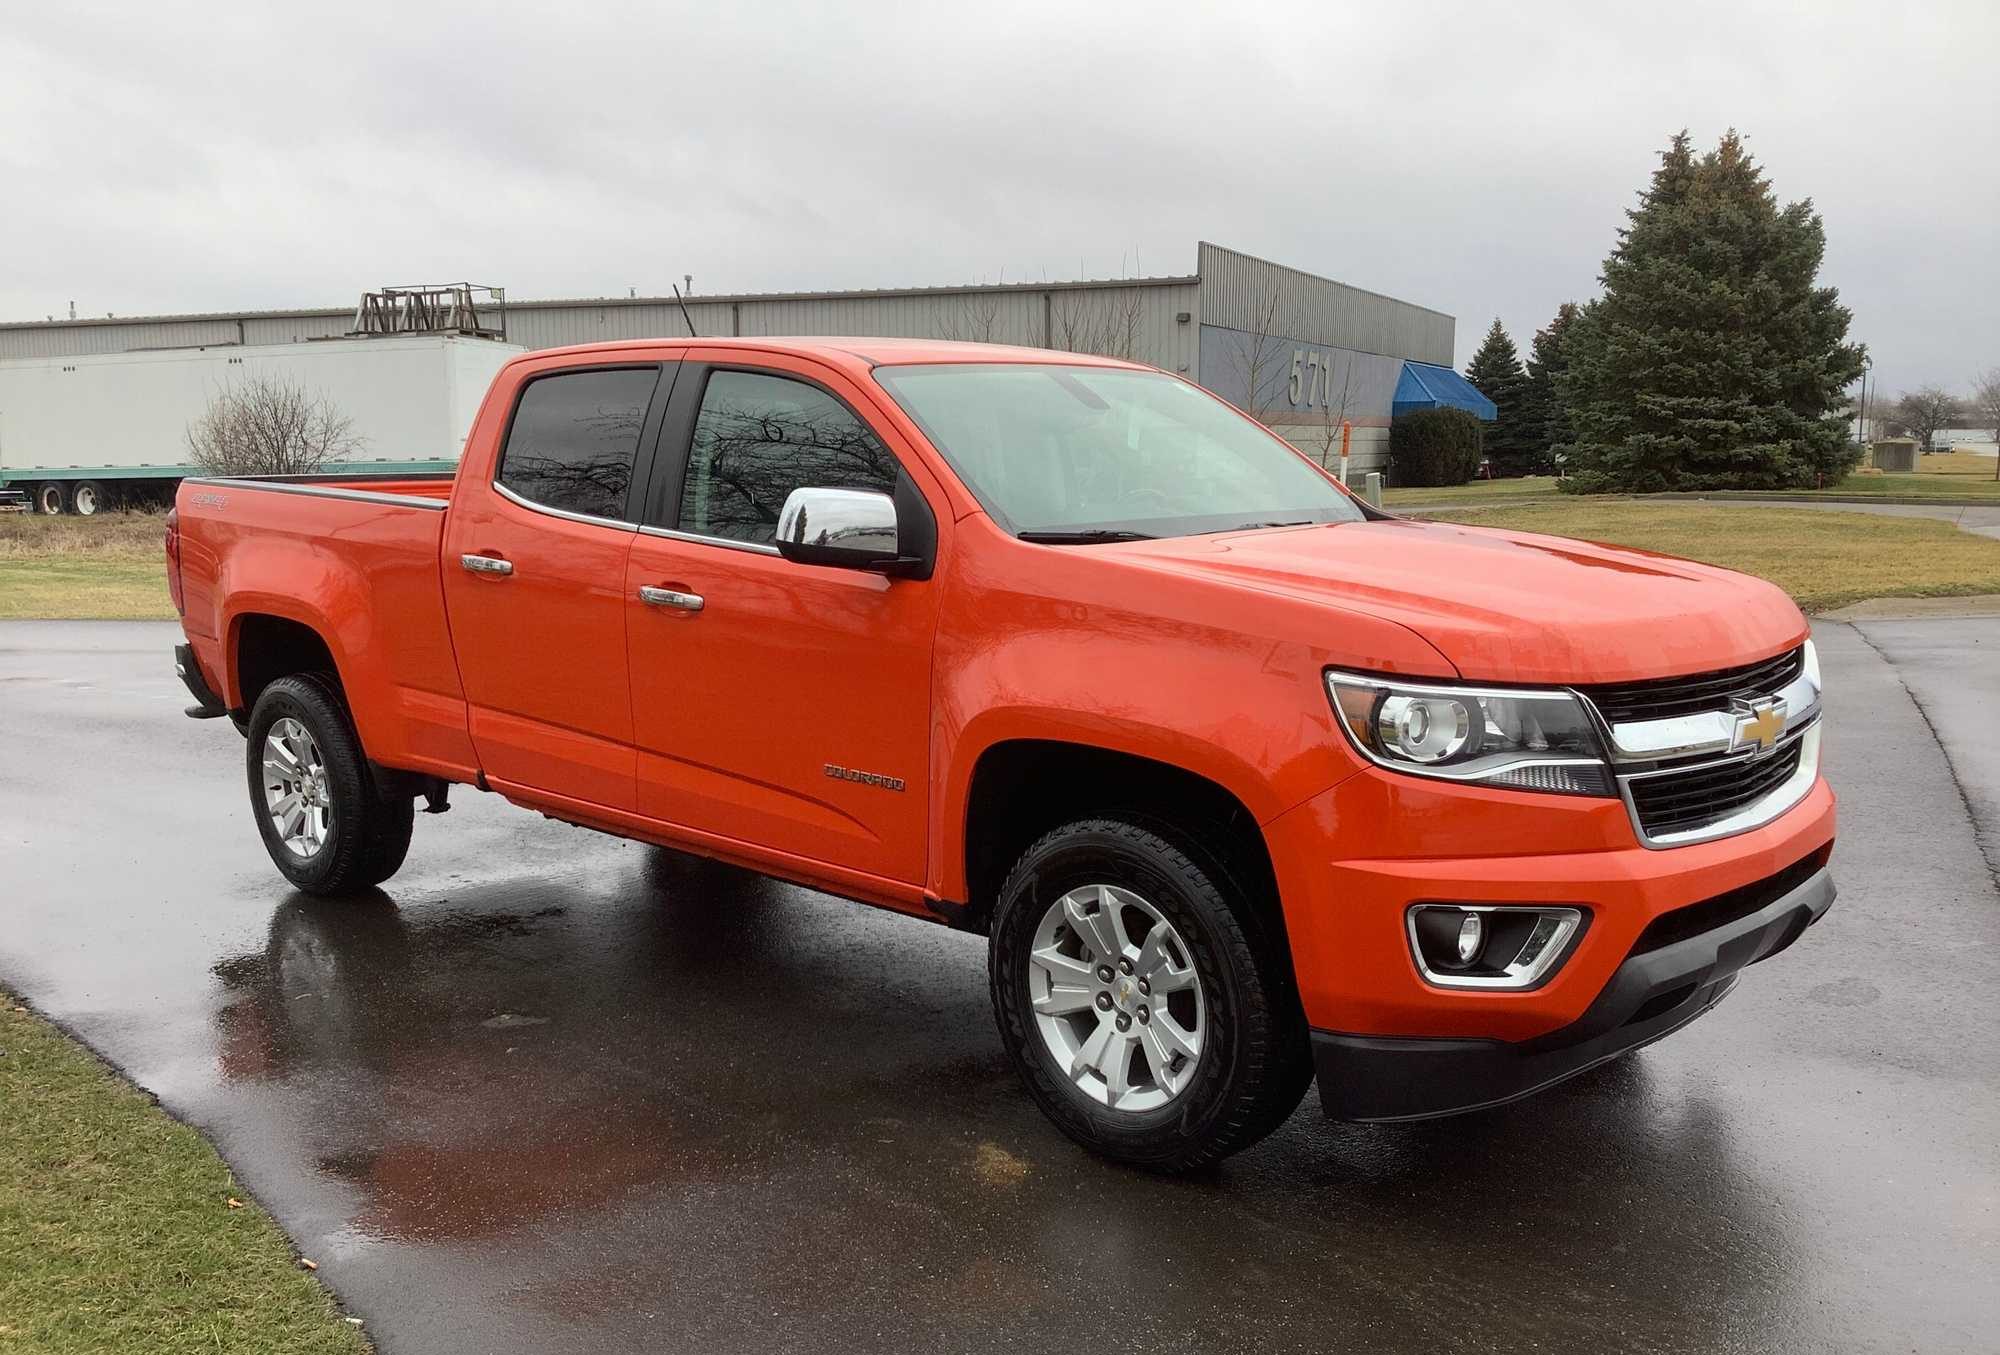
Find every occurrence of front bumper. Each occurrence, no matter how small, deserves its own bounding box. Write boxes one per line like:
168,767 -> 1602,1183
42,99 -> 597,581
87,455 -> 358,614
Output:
1311,857 -> 1834,1121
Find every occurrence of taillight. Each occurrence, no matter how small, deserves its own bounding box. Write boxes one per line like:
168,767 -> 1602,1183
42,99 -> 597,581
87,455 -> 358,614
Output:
164,507 -> 184,613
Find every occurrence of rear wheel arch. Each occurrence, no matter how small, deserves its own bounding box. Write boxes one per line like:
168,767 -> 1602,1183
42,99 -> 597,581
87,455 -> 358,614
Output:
229,612 -> 343,714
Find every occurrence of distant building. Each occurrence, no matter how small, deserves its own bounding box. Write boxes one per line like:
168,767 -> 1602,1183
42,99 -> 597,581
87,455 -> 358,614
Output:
0,242 -> 1488,481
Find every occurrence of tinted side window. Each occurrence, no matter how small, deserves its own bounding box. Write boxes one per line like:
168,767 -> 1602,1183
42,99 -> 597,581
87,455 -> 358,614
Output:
498,367 -> 659,521
679,371 -> 898,544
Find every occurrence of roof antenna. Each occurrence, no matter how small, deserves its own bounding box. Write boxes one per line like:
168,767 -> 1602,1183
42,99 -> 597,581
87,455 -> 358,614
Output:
672,283 -> 698,337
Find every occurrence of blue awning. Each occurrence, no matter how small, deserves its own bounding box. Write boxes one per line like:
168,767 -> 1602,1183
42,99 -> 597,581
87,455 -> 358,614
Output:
1393,362 -> 1497,421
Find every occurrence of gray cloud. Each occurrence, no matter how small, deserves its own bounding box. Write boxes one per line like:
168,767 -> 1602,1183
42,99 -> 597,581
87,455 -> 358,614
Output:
1,0 -> 1990,394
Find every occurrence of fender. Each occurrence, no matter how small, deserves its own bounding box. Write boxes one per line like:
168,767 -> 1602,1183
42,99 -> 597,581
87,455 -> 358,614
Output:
925,518 -> 1443,905
211,519 -> 478,782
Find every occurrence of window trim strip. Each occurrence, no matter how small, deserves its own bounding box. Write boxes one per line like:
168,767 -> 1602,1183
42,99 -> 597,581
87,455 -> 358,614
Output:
635,523 -> 780,556
491,480 -> 636,533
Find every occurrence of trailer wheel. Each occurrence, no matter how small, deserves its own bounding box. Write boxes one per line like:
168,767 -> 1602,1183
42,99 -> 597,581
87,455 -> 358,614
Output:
70,481 -> 104,516
35,482 -> 65,515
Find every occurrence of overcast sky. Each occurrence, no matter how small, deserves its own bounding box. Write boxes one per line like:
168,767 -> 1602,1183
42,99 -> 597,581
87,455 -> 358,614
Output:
2,2 -> 1991,394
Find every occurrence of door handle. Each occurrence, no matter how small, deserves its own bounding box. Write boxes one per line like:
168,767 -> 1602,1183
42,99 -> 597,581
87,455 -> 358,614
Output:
461,553 -> 514,576
638,585 -> 704,612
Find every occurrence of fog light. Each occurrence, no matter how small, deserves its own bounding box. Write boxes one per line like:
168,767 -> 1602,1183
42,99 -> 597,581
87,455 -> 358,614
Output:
1455,912 -> 1484,964
1407,904 -> 1586,990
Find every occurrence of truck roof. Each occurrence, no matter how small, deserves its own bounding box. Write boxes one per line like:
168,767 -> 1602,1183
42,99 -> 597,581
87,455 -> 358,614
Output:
518,336 -> 1154,375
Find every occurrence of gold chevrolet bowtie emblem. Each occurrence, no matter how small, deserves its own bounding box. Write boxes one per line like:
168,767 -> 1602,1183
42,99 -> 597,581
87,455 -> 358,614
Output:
1735,700 -> 1786,753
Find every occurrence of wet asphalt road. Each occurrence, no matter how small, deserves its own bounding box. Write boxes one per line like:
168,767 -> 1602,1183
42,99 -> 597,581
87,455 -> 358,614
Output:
2,620 -> 1996,1354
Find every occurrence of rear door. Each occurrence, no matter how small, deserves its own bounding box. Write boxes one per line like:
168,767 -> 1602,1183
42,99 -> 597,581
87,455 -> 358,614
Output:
622,354 -> 941,885
442,360 -> 676,811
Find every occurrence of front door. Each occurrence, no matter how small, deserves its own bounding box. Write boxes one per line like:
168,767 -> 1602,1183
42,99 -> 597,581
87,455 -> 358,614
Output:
442,362 -> 669,811
623,357 -> 938,885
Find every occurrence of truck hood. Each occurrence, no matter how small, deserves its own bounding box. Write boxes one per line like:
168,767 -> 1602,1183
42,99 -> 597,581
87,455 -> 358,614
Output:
1117,518 -> 1807,685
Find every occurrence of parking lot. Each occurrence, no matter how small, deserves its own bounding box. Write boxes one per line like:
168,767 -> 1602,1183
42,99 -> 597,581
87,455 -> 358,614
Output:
2,619 -> 1995,1354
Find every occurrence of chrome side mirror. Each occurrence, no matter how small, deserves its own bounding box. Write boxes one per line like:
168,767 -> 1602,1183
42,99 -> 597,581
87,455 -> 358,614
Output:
775,487 -> 903,570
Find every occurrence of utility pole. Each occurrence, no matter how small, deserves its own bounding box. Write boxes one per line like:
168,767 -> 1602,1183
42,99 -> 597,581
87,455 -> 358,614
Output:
1856,353 -> 1871,447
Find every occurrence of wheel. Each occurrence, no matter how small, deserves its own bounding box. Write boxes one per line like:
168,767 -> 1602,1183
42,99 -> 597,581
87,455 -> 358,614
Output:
988,818 -> 1312,1172
70,480 -> 104,516
35,482 -> 64,515
245,674 -> 415,895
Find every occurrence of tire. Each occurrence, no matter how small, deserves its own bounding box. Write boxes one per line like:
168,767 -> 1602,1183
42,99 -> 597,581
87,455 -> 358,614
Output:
244,673 -> 414,896
35,482 -> 64,516
989,818 -> 1312,1172
70,480 -> 104,516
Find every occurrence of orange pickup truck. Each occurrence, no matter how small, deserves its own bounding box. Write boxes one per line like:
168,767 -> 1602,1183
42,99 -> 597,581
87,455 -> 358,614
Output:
168,338 -> 1835,1169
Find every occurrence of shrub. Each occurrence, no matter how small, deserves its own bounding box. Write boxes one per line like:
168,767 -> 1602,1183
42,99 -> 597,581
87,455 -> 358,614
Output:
1390,408 -> 1484,486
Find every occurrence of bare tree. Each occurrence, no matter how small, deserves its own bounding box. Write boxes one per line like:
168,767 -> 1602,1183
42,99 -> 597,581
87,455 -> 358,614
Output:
1893,385 -> 1964,456
1099,288 -> 1144,362
1043,286 -> 1144,361
186,374 -> 364,476
1220,283 -> 1293,419
939,282 -> 1004,344
1048,288 -> 1107,355
1972,369 -> 2000,480
1306,356 -> 1358,476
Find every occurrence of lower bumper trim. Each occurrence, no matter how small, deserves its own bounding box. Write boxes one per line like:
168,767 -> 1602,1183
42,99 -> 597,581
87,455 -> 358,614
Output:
1313,863 -> 1836,1123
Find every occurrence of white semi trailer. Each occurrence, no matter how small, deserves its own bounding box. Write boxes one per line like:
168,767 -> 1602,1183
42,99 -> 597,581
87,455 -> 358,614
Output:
0,333 -> 523,513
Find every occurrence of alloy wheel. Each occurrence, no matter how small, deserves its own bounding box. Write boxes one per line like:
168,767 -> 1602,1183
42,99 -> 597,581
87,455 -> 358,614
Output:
262,717 -> 331,857
1027,883 -> 1206,1112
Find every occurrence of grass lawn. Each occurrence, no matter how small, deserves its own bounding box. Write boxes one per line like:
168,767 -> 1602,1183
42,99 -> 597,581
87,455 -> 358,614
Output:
0,996 -> 368,1353
1381,475 -> 1560,507
0,513 -> 174,620
1380,453 -> 1999,507
1822,451 -> 2000,499
1429,501 -> 2000,612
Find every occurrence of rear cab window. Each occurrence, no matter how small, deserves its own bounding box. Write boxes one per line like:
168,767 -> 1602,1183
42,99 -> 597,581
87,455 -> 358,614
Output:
497,367 -> 661,522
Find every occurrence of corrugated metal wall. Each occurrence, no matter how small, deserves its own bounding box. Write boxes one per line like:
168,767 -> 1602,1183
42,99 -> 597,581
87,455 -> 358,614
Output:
493,282 -> 1203,375
0,248 -> 1447,377
0,316 -> 248,356
1196,241 -> 1453,365
0,282 -> 1204,373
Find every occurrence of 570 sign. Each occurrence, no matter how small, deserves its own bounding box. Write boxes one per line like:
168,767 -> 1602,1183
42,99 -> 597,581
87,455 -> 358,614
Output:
1286,348 -> 1347,409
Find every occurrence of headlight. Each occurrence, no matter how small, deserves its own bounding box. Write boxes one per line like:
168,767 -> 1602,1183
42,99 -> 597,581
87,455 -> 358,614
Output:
1326,671 -> 1613,796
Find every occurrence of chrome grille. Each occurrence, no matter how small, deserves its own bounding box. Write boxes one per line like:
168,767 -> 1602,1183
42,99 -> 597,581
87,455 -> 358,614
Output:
1579,647 -> 1805,724
1626,740 -> 1806,839
1585,640 -> 1823,848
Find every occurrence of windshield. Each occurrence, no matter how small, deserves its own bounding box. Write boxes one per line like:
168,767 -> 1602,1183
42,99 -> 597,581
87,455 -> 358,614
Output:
872,363 -> 1364,540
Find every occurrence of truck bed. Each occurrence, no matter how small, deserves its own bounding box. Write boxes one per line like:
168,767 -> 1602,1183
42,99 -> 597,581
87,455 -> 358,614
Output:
173,471 -> 477,781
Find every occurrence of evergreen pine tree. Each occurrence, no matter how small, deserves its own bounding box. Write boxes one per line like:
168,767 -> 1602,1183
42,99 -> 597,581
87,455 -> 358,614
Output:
1522,301 -> 1581,469
1559,130 -> 1865,492
1463,319 -> 1534,475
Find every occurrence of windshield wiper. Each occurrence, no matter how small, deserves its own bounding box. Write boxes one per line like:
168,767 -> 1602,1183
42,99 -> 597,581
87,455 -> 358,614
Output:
1017,529 -> 1156,544
1208,519 -> 1313,534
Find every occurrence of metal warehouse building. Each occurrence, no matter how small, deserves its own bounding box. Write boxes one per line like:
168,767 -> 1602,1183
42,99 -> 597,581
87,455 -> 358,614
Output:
0,241 -> 1489,483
